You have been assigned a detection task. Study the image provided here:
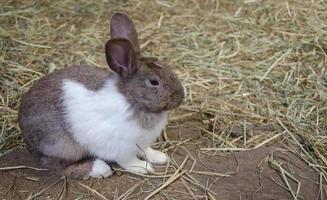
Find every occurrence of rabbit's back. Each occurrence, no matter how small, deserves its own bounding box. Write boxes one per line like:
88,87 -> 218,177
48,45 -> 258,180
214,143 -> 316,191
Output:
18,65 -> 110,161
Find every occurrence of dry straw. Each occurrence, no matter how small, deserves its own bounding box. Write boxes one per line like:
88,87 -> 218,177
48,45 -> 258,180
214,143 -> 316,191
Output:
0,0 -> 326,199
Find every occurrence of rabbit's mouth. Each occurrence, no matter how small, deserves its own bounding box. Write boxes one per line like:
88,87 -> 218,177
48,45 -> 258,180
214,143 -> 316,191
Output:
163,97 -> 183,111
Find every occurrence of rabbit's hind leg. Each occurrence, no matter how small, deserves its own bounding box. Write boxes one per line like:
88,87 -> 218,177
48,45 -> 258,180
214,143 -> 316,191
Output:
41,156 -> 112,180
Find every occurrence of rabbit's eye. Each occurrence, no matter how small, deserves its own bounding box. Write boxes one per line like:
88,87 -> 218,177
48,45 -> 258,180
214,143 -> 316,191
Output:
145,78 -> 160,87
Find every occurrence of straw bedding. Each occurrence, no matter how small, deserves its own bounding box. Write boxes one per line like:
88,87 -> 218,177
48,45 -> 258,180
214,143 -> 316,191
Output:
0,0 -> 326,199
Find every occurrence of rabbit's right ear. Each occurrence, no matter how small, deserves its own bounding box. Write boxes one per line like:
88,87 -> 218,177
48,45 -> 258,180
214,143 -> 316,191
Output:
110,13 -> 141,55
105,38 -> 137,78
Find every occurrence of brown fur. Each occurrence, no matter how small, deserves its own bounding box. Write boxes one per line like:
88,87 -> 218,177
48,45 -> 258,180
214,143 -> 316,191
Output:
40,156 -> 94,180
117,59 -> 184,113
62,159 -> 94,180
110,13 -> 141,54
106,13 -> 184,113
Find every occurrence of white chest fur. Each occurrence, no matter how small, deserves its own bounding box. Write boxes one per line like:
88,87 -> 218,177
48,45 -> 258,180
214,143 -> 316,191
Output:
62,78 -> 168,161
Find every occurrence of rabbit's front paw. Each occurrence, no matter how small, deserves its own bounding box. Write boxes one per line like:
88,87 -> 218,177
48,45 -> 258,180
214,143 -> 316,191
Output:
89,159 -> 112,178
141,147 -> 169,164
121,158 -> 155,174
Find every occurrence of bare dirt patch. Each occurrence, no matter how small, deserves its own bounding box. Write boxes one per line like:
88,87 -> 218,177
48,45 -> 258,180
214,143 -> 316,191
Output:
0,128 -> 321,200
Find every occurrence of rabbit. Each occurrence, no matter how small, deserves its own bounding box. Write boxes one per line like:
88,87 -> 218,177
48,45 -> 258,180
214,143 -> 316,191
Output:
18,13 -> 185,179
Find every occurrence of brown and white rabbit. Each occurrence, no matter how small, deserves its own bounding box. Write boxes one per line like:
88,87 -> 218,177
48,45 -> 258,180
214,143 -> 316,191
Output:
18,13 -> 185,179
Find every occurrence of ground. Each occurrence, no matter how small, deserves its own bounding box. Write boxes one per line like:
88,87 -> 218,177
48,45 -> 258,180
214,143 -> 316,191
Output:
0,128 -> 322,199
0,0 -> 326,200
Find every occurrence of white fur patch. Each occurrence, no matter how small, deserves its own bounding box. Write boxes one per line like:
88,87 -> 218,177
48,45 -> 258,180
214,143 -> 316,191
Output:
142,147 -> 169,164
62,77 -> 168,167
123,157 -> 155,174
89,159 -> 112,178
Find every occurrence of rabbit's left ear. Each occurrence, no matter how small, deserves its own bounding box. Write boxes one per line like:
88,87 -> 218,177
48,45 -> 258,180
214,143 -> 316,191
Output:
105,38 -> 137,78
110,13 -> 141,55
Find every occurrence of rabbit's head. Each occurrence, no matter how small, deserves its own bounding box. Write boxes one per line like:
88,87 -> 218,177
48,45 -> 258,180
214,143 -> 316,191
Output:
105,13 -> 184,113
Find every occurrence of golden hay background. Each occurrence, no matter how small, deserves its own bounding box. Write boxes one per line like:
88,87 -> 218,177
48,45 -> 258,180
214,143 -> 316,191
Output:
0,0 -> 326,197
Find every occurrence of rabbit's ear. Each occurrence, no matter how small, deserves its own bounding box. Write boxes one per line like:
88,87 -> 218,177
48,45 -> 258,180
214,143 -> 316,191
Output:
105,38 -> 137,78
110,13 -> 141,55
